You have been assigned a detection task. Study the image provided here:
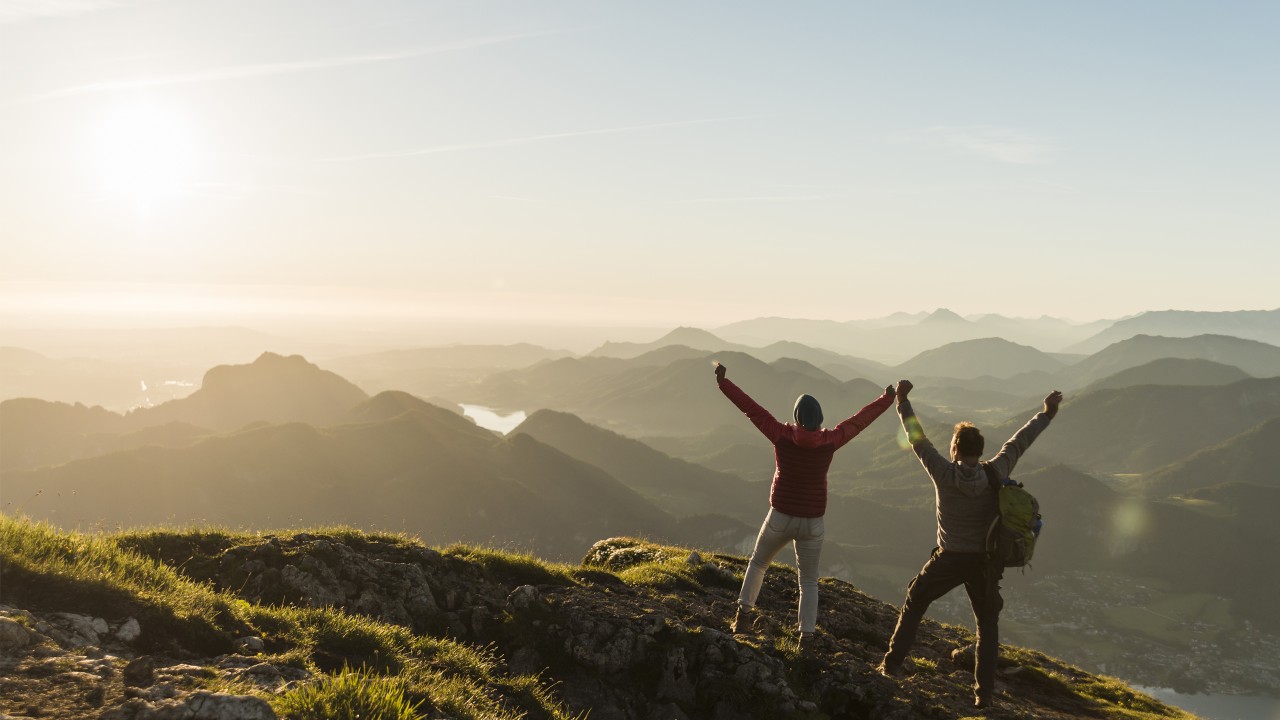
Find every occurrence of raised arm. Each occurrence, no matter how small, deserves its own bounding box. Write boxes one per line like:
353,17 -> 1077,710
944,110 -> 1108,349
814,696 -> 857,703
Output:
895,380 -> 951,478
832,384 -> 895,448
987,390 -> 1062,478
714,362 -> 785,443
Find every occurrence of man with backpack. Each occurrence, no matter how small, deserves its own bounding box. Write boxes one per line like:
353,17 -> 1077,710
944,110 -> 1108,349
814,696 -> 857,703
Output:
878,379 -> 1063,709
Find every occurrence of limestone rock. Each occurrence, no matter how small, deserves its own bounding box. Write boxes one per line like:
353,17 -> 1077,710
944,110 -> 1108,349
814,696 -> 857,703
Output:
0,616 -> 31,654
100,691 -> 276,720
506,584 -> 544,612
235,636 -> 264,653
116,618 -> 142,643
48,612 -> 100,647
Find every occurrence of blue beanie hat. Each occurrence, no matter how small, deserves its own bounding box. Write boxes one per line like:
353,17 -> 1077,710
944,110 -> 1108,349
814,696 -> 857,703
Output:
793,394 -> 823,431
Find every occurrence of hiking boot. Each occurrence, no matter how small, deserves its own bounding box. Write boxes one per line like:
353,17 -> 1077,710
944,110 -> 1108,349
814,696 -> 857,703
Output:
796,632 -> 813,653
876,661 -> 905,679
729,603 -> 753,634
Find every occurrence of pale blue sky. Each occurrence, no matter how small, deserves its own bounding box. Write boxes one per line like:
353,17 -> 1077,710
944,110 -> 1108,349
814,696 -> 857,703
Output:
2,1 -> 1276,328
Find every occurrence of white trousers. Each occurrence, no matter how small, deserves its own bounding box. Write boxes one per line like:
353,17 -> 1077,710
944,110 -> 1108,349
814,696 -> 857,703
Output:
737,508 -> 825,633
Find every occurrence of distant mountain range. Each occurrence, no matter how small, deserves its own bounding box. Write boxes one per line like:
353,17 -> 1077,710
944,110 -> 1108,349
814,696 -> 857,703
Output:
715,310 -> 1111,361
474,349 -> 894,438
1063,334 -> 1280,385
714,308 -> 1280,364
1067,308 -> 1280,353
588,327 -> 891,381
3,390 -> 677,560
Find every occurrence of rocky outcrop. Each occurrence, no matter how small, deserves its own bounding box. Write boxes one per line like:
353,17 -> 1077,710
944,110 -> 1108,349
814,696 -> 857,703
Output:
0,532 -> 1197,720
0,606 -> 302,720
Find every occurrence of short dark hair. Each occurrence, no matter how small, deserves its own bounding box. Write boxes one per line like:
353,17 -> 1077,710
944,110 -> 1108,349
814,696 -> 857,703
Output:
952,422 -> 984,458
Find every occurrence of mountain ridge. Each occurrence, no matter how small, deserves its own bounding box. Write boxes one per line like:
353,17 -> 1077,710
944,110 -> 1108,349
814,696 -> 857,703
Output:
0,517 -> 1202,720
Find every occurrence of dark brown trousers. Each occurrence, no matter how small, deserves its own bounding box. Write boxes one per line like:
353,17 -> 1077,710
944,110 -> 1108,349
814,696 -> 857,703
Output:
883,548 -> 1004,698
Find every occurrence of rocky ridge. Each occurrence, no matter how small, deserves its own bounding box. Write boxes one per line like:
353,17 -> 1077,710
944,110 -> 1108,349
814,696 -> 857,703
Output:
0,524 -> 1197,720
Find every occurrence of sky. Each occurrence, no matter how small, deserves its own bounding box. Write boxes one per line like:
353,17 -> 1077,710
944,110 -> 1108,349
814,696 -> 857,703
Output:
1,0 -> 1277,331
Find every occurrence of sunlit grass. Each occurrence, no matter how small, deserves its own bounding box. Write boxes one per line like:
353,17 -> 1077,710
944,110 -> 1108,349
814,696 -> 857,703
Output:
442,544 -> 578,587
0,514 -> 580,720
275,666 -> 423,720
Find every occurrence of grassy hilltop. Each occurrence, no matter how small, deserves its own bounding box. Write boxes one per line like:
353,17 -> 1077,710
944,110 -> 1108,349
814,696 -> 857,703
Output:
0,515 -> 1196,720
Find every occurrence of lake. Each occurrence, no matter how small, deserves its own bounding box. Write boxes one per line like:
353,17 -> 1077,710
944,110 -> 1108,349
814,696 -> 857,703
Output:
1137,687 -> 1280,720
459,404 -> 527,434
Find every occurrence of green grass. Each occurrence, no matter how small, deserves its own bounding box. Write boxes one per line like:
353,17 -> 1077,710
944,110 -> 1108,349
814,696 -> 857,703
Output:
442,544 -> 578,587
111,524 -> 426,584
582,536 -> 739,591
999,646 -> 1196,720
912,657 -> 939,674
0,514 -> 580,720
274,666 -> 423,720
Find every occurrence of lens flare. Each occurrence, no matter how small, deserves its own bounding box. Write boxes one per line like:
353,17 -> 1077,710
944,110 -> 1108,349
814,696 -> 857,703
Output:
1110,498 -> 1149,555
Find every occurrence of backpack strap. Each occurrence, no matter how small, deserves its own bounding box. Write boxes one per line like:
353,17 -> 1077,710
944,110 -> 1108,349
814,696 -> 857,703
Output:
980,461 -> 1002,492
980,461 -> 1006,570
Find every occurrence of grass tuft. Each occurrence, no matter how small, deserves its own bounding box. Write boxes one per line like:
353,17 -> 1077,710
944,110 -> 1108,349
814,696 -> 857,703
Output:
442,544 -> 577,587
274,665 -> 423,720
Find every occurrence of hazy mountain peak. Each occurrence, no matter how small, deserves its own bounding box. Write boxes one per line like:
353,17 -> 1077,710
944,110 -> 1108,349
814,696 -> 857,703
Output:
919,308 -> 969,325
202,351 -> 321,388
345,390 -> 474,428
586,327 -> 727,359
134,352 -> 369,431
656,326 -> 726,346
897,336 -> 1064,379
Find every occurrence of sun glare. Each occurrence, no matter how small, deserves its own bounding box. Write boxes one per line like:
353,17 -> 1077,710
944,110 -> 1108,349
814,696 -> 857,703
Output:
87,103 -> 201,210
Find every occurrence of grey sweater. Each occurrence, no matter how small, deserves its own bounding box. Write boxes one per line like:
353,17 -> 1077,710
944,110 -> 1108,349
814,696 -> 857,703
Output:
898,399 -> 1051,553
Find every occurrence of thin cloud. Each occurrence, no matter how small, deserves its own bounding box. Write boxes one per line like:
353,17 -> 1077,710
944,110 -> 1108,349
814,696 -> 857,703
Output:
907,125 -> 1055,165
0,0 -> 127,24
320,115 -> 764,162
18,31 -> 559,104
675,194 -> 833,203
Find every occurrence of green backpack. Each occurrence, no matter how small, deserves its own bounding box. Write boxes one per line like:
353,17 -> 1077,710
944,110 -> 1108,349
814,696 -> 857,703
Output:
982,463 -> 1042,568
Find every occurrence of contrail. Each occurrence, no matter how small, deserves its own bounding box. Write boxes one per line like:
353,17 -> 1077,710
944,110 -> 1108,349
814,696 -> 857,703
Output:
17,31 -> 559,104
320,115 -> 766,162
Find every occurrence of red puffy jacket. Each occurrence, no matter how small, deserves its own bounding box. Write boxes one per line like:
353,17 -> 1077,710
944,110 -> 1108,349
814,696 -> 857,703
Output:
718,378 -> 893,517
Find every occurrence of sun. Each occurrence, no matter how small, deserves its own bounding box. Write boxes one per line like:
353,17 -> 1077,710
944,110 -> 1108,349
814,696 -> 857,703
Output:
88,102 -> 201,209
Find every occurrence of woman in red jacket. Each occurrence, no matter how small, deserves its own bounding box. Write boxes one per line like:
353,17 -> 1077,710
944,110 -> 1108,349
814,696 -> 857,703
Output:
714,361 -> 894,648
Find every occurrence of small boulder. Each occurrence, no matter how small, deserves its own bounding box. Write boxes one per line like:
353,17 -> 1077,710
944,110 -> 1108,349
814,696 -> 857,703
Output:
123,655 -> 157,687
506,585 -> 544,613
116,618 -> 142,643
0,616 -> 31,654
49,612 -> 100,647
235,636 -> 265,654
